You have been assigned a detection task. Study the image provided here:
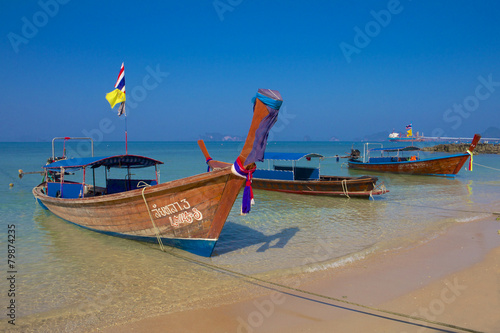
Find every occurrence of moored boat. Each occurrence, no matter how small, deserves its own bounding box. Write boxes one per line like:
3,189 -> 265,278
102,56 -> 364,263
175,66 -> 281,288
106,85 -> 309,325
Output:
348,134 -> 481,177
32,88 -> 283,256
198,144 -> 388,198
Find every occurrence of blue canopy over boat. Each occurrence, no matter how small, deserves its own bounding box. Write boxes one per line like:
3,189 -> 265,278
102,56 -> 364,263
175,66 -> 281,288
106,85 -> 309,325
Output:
43,154 -> 163,170
263,152 -> 324,161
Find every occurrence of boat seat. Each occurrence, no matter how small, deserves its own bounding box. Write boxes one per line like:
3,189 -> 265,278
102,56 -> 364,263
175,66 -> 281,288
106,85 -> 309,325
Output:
47,182 -> 84,198
368,157 -> 394,163
253,169 -> 294,180
106,179 -> 158,194
272,166 -> 320,180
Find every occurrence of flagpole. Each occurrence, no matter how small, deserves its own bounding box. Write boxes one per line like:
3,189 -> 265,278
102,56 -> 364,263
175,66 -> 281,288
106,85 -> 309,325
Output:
125,107 -> 128,154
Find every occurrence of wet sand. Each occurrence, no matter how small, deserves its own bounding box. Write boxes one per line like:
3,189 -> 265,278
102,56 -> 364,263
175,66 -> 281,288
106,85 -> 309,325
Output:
99,216 -> 500,333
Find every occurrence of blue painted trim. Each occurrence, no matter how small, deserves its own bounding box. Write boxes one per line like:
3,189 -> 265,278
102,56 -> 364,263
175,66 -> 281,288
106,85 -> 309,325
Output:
36,198 -> 49,210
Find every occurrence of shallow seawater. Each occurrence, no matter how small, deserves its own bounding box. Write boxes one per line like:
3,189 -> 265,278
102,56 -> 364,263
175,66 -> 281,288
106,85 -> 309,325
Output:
1,141 -> 499,332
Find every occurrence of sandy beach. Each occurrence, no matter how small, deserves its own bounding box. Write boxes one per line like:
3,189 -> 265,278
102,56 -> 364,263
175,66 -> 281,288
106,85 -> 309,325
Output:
99,214 -> 500,333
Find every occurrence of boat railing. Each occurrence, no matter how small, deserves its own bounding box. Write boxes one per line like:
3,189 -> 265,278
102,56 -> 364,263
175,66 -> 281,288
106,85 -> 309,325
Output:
363,143 -> 383,163
52,137 -> 94,159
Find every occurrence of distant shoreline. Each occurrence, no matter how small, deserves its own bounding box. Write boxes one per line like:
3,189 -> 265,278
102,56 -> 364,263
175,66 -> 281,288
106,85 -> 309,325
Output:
422,142 -> 500,154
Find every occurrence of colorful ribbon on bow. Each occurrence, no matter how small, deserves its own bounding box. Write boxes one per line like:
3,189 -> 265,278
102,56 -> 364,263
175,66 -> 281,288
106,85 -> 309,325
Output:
466,149 -> 473,171
232,157 -> 256,214
205,158 -> 213,172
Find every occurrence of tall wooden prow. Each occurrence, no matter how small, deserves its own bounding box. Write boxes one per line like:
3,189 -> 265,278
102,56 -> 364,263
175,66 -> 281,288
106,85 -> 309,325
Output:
452,133 -> 481,174
200,88 -> 282,172
205,88 -> 282,220
197,141 -> 231,170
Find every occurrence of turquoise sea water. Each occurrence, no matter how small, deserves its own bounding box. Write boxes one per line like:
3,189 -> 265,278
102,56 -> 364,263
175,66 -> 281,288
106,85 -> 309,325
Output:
1,140 -> 500,332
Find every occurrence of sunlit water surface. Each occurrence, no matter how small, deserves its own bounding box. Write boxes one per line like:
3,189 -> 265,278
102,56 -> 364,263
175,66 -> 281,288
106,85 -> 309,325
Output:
1,141 -> 499,332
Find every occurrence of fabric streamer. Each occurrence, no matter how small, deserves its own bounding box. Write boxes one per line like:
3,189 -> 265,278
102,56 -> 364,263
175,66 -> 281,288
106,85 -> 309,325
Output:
232,156 -> 256,214
467,149 -> 473,171
251,92 -> 283,110
232,89 -> 283,213
244,90 -> 281,166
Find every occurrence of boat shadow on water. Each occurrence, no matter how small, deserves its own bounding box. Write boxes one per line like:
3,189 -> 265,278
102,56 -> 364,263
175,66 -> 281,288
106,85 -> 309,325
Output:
213,222 -> 300,256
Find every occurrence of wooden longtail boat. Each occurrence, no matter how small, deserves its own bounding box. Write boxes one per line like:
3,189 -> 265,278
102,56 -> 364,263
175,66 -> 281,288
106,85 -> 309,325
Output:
198,144 -> 388,198
348,134 -> 481,177
33,88 -> 282,256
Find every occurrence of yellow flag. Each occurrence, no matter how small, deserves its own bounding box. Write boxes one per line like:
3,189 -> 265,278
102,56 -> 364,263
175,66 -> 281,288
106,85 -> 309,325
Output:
407,128 -> 413,137
105,89 -> 126,109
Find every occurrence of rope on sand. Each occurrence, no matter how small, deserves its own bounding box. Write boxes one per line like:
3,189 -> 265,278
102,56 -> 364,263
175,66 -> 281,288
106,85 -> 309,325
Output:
165,250 -> 485,333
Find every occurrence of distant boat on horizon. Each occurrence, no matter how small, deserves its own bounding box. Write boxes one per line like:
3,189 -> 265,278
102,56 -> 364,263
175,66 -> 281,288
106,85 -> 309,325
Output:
388,123 -> 425,142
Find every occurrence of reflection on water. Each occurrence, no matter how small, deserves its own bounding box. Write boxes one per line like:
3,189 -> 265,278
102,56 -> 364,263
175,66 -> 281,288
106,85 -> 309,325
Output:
10,209 -> 258,332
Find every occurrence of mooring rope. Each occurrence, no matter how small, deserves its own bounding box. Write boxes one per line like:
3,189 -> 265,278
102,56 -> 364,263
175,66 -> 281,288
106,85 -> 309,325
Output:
341,179 -> 350,198
165,249 -> 484,333
473,162 -> 500,172
139,181 -> 166,252
391,201 -> 500,216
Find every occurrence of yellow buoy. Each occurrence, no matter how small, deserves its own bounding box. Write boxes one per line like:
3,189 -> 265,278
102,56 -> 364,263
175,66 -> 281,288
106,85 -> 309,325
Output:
9,183 -> 14,188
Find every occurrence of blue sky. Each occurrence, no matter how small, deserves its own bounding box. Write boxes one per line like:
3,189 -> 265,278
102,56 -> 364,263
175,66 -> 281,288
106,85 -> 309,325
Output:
1,0 -> 499,141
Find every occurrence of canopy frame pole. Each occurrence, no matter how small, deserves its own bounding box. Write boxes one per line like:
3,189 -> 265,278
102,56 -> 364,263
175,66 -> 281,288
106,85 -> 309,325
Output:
127,166 -> 131,191
45,169 -> 48,193
82,167 -> 86,198
60,167 -> 64,198
51,137 -> 94,159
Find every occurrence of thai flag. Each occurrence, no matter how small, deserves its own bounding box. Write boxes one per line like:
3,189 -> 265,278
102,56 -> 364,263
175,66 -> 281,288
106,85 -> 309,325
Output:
406,123 -> 412,130
105,62 -> 126,115
115,63 -> 125,93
